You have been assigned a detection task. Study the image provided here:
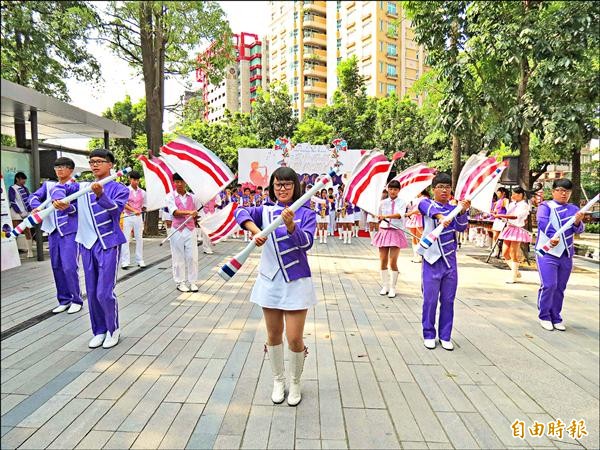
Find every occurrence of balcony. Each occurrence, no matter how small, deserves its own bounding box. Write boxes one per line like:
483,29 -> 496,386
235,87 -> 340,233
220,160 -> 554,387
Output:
303,14 -> 326,31
386,51 -> 397,59
386,8 -> 398,18
304,64 -> 327,77
304,80 -> 327,95
303,47 -> 326,61
303,96 -> 326,108
386,72 -> 398,79
303,1 -> 326,15
303,31 -> 326,47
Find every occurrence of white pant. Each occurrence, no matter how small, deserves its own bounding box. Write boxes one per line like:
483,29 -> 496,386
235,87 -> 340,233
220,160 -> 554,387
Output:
121,215 -> 144,265
200,228 -> 213,253
170,228 -> 198,283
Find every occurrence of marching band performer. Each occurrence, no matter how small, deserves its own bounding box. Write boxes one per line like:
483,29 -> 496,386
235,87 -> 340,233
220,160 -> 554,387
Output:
496,187 -> 532,283
372,180 -> 408,298
338,199 -> 354,244
29,157 -> 82,314
75,149 -> 129,349
198,193 -> 221,254
166,173 -> 202,292
120,170 -> 147,269
490,187 -> 509,251
405,190 -> 429,263
9,171 -> 34,257
315,189 -> 329,244
535,179 -> 584,331
419,173 -> 470,351
234,167 -> 317,407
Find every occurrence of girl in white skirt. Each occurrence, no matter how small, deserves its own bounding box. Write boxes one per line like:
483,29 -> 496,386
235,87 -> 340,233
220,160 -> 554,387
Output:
235,167 -> 317,406
315,189 -> 329,243
496,186 -> 532,283
372,180 -> 408,298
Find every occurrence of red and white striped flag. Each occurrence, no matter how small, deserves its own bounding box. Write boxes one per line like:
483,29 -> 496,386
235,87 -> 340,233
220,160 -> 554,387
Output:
138,155 -> 175,211
343,150 -> 404,214
199,202 -> 240,244
160,136 -> 235,204
393,163 -> 437,203
455,153 -> 508,213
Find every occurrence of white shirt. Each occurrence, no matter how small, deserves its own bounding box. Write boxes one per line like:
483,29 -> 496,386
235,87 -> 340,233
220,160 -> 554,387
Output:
507,200 -> 530,228
378,197 -> 407,229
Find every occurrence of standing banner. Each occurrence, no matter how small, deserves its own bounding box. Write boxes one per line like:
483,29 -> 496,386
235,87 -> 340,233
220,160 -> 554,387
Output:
238,143 -> 363,188
1,174 -> 21,271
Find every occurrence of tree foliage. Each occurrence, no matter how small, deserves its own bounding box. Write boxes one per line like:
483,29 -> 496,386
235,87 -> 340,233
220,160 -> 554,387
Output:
0,1 -> 101,102
89,95 -> 147,173
251,83 -> 298,147
293,118 -> 334,145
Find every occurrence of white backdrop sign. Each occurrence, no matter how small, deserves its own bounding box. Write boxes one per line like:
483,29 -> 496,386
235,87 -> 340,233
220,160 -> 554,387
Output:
238,144 -> 363,187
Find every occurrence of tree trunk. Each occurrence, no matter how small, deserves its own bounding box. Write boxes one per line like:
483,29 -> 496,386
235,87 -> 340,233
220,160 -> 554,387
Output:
451,133 -> 461,187
517,54 -> 531,189
571,145 -> 581,206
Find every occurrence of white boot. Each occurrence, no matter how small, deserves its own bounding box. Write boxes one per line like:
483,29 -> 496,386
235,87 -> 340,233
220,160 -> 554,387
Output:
379,269 -> 389,295
287,347 -> 306,406
323,231 -> 327,244
26,238 -> 34,258
411,244 -> 420,263
388,271 -> 399,298
506,261 -> 518,284
369,230 -> 375,240
343,230 -> 348,244
318,229 -> 323,244
347,232 -> 352,244
266,344 -> 285,404
338,228 -> 343,240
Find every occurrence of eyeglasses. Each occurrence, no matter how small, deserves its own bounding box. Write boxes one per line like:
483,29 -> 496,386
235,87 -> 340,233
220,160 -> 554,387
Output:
434,184 -> 452,191
553,188 -> 571,194
89,159 -> 108,166
274,182 -> 294,191
54,165 -> 70,170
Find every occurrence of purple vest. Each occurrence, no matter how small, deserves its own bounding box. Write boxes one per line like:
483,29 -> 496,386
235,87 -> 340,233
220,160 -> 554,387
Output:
536,201 -> 584,257
235,202 -> 317,282
419,198 -> 469,258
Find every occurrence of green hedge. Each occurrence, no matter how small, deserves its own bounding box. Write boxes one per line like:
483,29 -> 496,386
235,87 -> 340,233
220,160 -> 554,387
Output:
585,223 -> 600,234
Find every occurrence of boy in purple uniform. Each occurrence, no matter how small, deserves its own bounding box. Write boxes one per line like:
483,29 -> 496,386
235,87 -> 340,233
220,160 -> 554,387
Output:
535,178 -> 584,332
29,157 -> 82,314
75,149 -> 130,349
418,173 -> 470,351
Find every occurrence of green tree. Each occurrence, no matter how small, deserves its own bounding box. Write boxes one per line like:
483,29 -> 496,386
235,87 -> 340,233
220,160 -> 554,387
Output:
1,1 -> 100,145
374,94 -> 434,168
251,83 -> 298,147
101,1 -> 233,155
293,118 -> 334,145
89,95 -> 146,173
406,1 -> 475,185
317,57 -> 376,149
467,0 -> 599,189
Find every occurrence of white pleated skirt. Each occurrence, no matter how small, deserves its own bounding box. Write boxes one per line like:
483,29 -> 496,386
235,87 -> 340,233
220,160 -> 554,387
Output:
250,270 -> 318,310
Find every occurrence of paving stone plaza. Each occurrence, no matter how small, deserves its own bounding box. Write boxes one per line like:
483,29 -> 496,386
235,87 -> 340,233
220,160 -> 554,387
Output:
1,237 -> 598,449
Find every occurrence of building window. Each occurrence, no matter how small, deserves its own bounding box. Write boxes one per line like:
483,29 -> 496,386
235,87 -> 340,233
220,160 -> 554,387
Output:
379,62 -> 383,73
379,41 -> 383,52
387,83 -> 396,94
337,19 -> 342,29
386,64 -> 397,76
379,20 -> 384,31
337,57 -> 342,64
387,2 -> 397,15
293,93 -> 299,101
387,43 -> 397,56
337,39 -> 342,48
379,82 -> 384,93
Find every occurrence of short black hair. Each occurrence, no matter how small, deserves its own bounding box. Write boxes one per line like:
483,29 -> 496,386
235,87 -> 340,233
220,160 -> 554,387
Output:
432,173 -> 452,187
513,186 -> 529,199
387,180 -> 400,189
129,170 -> 141,180
268,167 -> 302,203
173,173 -> 184,181
89,148 -> 115,164
553,178 -> 573,190
54,157 -> 75,169
14,172 -> 27,183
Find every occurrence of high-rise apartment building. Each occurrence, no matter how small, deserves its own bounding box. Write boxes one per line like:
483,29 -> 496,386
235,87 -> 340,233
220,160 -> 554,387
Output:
268,1 -> 328,118
196,32 -> 269,122
268,1 -> 427,119
327,1 -> 426,103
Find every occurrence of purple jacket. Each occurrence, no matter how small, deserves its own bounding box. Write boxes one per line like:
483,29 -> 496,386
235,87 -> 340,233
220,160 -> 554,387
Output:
536,201 -> 584,258
75,181 -> 129,249
9,185 -> 31,215
235,202 -> 317,282
29,181 -> 78,236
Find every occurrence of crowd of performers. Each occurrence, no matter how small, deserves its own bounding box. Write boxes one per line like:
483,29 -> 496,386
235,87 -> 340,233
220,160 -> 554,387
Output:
9,155 -> 586,407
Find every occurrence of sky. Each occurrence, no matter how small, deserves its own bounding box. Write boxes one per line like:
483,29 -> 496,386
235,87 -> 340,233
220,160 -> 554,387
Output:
54,1 -> 270,149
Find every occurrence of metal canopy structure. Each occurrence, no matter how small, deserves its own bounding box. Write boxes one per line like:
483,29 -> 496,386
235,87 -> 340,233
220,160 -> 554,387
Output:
1,78 -> 131,140
1,78 -> 132,261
